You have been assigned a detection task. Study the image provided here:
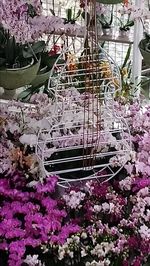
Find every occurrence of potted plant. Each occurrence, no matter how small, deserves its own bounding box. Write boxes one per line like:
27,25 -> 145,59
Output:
118,19 -> 134,37
139,32 -> 150,66
0,0 -> 65,100
96,5 -> 114,35
64,7 -> 82,24
0,26 -> 46,99
117,8 -> 134,37
17,44 -> 66,102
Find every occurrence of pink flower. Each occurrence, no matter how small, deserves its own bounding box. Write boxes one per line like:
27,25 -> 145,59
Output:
123,260 -> 129,266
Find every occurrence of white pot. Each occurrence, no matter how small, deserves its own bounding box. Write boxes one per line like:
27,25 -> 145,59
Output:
119,30 -> 129,38
102,28 -> 112,36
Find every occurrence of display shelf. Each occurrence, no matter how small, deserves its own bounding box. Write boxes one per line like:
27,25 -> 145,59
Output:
51,28 -> 133,44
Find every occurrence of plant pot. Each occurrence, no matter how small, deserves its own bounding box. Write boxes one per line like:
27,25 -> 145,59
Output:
0,58 -> 40,100
139,39 -> 150,66
30,67 -> 51,88
102,28 -> 112,36
96,0 -> 122,4
119,29 -> 129,38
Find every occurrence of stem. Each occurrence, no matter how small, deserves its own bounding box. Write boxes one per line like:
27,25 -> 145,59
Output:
27,43 -> 38,62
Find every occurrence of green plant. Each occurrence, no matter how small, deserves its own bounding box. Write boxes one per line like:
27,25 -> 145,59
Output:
0,26 -> 45,69
118,17 -> 134,31
17,52 -> 65,102
115,45 -> 133,99
65,8 -> 81,24
97,6 -> 114,29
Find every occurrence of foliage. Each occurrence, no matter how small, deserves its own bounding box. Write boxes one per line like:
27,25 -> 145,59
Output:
96,5 -> 114,29
0,26 -> 45,68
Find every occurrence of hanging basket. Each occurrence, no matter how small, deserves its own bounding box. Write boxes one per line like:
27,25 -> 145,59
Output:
139,39 -> 150,66
96,0 -> 123,4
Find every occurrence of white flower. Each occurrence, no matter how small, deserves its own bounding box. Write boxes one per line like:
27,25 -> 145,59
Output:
86,263 -> 91,266
81,248 -> 87,257
119,176 -> 133,191
24,254 -> 44,266
137,187 -> 149,197
67,251 -> 74,258
81,232 -> 87,239
58,246 -> 66,260
102,202 -> 110,212
139,225 -> 150,240
72,235 -> 80,244
104,259 -> 111,266
109,202 -> 115,213
93,205 -> 101,212
58,250 -> 65,260
19,134 -> 37,147
63,191 -> 85,209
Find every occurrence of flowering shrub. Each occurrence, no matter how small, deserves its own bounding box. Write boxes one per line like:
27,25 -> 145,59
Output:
0,0 -> 83,44
47,177 -> 149,266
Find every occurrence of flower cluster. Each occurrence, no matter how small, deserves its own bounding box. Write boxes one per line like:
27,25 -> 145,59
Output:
0,0 -> 83,43
0,96 -> 150,265
46,176 -> 150,266
118,2 -> 150,22
0,172 -> 80,266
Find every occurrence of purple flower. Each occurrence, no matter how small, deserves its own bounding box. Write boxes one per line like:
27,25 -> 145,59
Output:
50,224 -> 80,244
132,178 -> 150,192
127,236 -> 139,249
91,181 -> 108,198
36,175 -> 58,194
122,260 -> 129,266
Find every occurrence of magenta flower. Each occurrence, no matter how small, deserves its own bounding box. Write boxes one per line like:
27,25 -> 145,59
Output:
132,178 -> 150,192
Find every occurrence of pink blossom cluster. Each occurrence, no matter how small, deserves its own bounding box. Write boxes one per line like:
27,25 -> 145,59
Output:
118,2 -> 149,21
0,0 -> 82,43
0,173 -> 79,266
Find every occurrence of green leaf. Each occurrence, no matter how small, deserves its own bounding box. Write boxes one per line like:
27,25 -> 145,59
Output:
41,53 -> 65,69
28,4 -> 37,18
81,11 -> 90,26
75,9 -> 81,20
5,36 -> 16,66
125,20 -> 134,27
17,87 -> 33,100
141,76 -> 150,86
23,41 -> 46,58
66,8 -> 72,22
49,8 -> 55,16
122,44 -> 132,69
